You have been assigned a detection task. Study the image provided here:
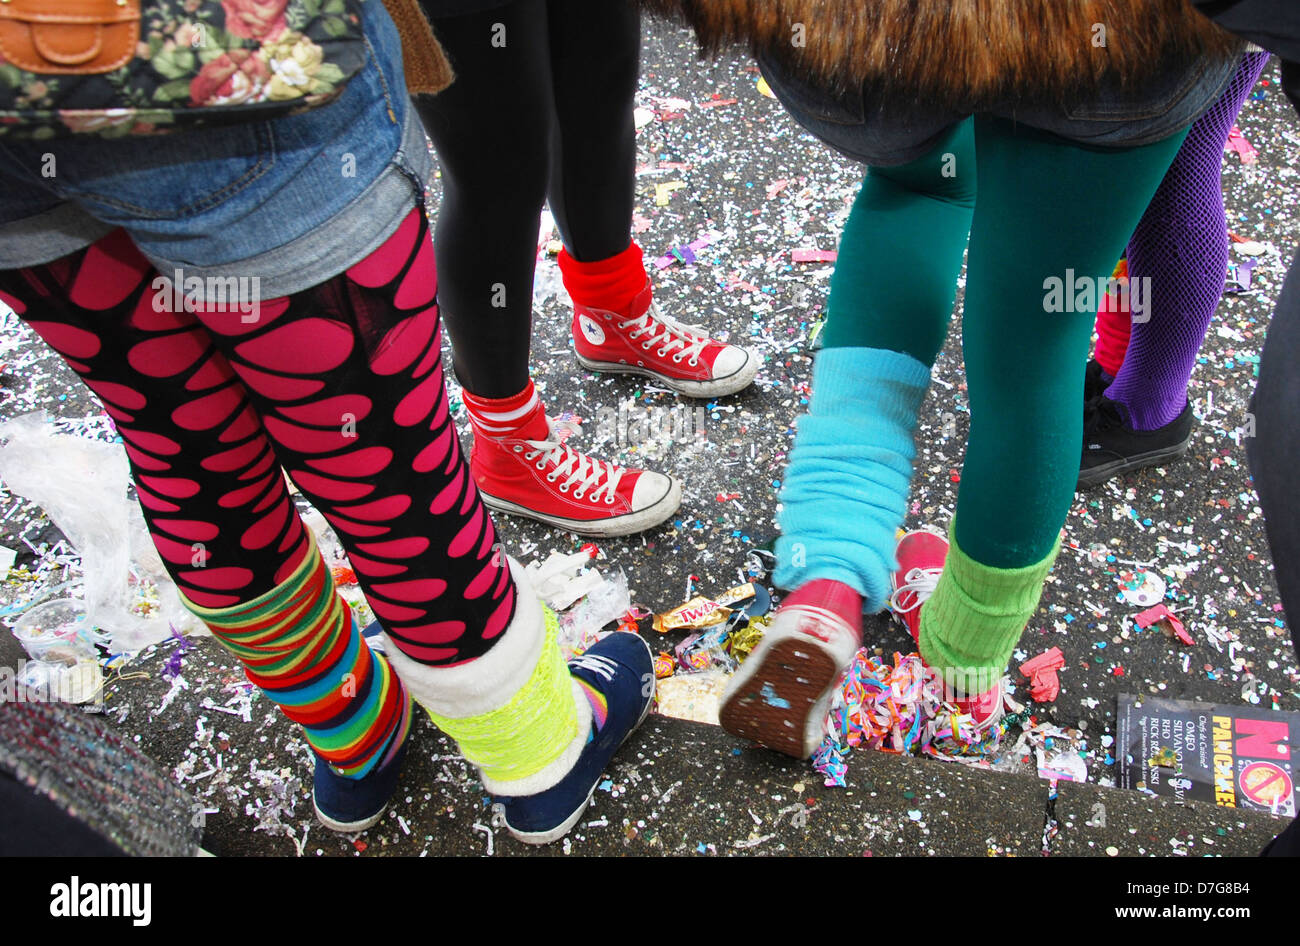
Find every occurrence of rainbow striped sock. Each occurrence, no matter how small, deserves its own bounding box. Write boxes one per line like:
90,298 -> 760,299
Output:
575,678 -> 608,740
183,541 -> 411,778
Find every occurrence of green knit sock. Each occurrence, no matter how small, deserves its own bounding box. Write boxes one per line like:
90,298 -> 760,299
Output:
919,523 -> 1060,699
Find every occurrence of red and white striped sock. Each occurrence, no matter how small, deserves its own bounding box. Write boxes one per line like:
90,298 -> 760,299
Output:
462,379 -> 549,441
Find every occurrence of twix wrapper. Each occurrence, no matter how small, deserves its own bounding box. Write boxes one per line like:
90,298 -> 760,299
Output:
652,583 -> 757,633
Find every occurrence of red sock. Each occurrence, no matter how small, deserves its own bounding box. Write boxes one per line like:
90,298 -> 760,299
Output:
781,579 -> 863,640
462,379 -> 549,441
1093,259 -> 1131,377
557,242 -> 647,313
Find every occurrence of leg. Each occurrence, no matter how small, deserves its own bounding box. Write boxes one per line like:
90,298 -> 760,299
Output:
0,232 -> 411,786
1247,247 -> 1300,855
1090,258 -> 1132,380
1078,51 -> 1270,488
919,117 -> 1191,701
723,120 -> 976,757
1247,247 -> 1300,660
546,0 -> 757,399
544,0 -> 640,263
415,0 -> 552,399
1106,50 -> 1270,430
414,0 -> 682,535
189,207 -> 654,842
773,118 -> 977,606
959,119 -> 1191,565
190,209 -> 515,667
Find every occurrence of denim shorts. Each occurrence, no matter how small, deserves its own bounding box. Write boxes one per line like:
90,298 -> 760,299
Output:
758,49 -> 1244,166
0,0 -> 432,300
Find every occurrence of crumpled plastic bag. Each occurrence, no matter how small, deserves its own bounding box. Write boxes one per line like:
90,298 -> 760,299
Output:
0,411 -> 202,652
557,569 -> 631,659
533,257 -> 565,305
526,550 -> 604,611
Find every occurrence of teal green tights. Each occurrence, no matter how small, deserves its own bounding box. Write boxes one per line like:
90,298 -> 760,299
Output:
824,115 -> 1190,567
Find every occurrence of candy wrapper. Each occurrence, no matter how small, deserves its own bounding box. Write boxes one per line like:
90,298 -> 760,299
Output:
677,647 -> 712,673
654,671 -> 731,725
708,582 -> 758,609
652,582 -> 758,633
653,595 -> 726,634
653,653 -> 676,679
727,615 -> 770,664
675,624 -> 735,673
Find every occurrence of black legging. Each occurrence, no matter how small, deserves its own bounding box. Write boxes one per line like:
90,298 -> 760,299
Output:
1248,247 -> 1300,660
416,0 -> 641,398
1247,246 -> 1300,857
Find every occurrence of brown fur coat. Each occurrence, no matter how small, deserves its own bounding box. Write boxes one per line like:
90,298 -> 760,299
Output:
641,0 -> 1242,109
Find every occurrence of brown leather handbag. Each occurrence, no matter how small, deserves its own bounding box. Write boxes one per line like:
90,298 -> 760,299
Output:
0,0 -> 140,75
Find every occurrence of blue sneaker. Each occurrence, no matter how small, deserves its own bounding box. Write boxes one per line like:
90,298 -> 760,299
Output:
492,631 -> 655,845
312,738 -> 409,833
312,621 -> 409,833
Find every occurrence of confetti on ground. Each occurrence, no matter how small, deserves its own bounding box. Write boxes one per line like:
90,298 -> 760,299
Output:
1,24 -> 1296,859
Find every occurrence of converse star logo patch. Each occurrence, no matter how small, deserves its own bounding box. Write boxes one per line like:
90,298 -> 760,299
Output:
578,314 -> 606,346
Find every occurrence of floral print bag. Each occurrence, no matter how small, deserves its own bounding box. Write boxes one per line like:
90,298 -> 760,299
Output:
0,0 -> 368,137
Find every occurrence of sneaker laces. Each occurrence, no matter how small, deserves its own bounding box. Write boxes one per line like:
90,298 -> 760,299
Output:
889,566 -> 942,614
568,652 -> 618,682
523,430 -> 627,503
619,303 -> 710,364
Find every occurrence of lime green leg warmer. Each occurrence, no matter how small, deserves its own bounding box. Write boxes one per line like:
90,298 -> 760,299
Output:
919,523 -> 1060,698
380,558 -> 590,796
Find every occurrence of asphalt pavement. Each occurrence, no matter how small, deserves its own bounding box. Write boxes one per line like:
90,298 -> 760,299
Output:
1,18 -> 1298,857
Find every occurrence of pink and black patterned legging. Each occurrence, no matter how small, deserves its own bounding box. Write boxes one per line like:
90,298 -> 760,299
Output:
0,208 -> 516,668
